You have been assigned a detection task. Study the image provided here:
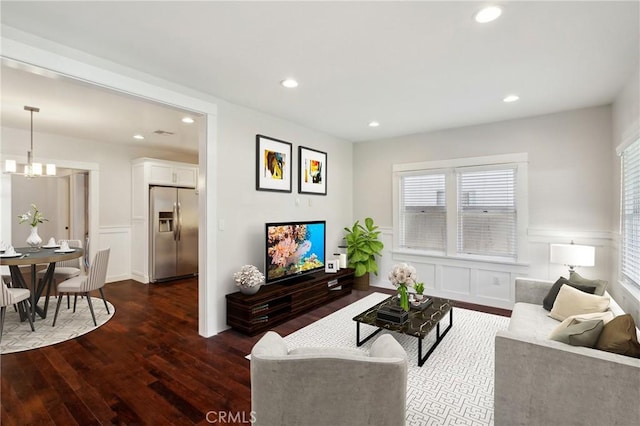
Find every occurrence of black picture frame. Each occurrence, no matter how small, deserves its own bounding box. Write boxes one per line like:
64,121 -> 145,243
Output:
298,146 -> 327,195
256,134 -> 293,192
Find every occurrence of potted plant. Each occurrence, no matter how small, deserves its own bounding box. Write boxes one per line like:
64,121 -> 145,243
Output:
233,265 -> 265,295
343,217 -> 384,290
414,282 -> 425,301
389,263 -> 417,311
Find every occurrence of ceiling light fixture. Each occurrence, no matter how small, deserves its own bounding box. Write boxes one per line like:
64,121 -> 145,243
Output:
474,6 -> 502,23
503,94 -> 520,103
181,117 -> 194,124
280,79 -> 299,88
4,106 -> 56,178
368,121 -> 380,128
133,134 -> 145,140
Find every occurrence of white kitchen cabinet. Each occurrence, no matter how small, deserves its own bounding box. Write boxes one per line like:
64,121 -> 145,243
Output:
149,162 -> 198,187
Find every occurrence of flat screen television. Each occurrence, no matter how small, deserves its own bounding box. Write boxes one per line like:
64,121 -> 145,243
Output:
265,220 -> 326,284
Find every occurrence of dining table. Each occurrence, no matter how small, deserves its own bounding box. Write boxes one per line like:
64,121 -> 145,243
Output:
0,246 -> 84,321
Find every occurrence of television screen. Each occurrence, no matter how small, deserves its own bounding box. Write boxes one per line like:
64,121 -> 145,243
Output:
265,220 -> 326,284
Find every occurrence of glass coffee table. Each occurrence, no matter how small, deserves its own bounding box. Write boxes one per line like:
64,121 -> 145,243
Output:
353,295 -> 453,366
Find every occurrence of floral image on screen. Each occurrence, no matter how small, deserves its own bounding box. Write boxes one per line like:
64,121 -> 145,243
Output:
256,135 -> 292,192
267,223 -> 325,280
299,146 -> 327,195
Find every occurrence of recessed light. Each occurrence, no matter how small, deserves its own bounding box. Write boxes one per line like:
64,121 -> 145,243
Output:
133,134 -> 145,140
280,79 -> 299,88
474,6 -> 502,23
503,95 -> 520,103
181,117 -> 194,124
369,121 -> 380,127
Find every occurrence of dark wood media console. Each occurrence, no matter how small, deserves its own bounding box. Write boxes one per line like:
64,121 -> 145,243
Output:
226,268 -> 355,335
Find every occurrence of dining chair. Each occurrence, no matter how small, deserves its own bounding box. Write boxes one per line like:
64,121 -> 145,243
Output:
37,239 -> 84,308
1,265 -> 11,286
1,282 -> 35,342
52,248 -> 110,327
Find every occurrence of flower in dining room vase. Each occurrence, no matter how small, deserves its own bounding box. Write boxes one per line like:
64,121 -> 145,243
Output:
18,204 -> 48,227
388,263 -> 418,311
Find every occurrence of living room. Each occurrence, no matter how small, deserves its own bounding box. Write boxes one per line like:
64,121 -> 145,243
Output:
1,2 -> 639,424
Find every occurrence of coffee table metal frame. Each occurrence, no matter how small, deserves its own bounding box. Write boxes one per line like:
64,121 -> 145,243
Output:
353,295 -> 453,366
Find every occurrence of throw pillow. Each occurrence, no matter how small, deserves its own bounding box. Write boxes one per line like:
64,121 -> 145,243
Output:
548,284 -> 610,321
549,319 -> 604,348
595,314 -> 640,358
569,271 -> 608,296
549,311 -> 615,337
542,277 -> 597,311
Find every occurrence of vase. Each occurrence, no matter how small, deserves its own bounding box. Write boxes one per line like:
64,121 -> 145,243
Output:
239,284 -> 261,295
26,226 -> 42,250
397,284 -> 409,311
415,294 -> 424,301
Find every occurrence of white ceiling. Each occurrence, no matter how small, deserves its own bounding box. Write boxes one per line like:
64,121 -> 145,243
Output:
1,1 -> 638,145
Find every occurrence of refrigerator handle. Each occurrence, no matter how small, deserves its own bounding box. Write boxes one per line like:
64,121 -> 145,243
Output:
172,202 -> 178,241
177,202 -> 182,241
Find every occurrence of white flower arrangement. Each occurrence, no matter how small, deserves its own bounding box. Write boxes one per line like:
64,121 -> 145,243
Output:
233,265 -> 265,288
18,204 -> 48,227
388,263 -> 417,288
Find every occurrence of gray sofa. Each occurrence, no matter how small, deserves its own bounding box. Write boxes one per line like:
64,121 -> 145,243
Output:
251,331 -> 408,426
495,278 -> 640,426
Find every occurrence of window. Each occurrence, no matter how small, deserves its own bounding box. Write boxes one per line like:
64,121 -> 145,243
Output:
399,173 -> 446,251
621,139 -> 640,287
458,168 -> 517,258
393,154 -> 527,262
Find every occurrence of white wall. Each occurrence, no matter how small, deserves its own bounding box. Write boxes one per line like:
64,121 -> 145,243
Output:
610,65 -> 640,324
354,106 -> 615,303
215,100 -> 353,329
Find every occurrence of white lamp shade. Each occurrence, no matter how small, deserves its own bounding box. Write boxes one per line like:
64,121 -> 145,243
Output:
550,243 -> 595,267
5,159 -> 16,173
46,163 -> 56,176
32,162 -> 43,176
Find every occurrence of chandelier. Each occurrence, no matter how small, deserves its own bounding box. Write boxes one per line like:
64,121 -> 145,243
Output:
4,106 -> 56,178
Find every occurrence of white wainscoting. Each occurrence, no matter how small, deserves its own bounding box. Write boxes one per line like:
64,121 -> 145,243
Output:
371,226 -> 615,310
98,226 -> 131,283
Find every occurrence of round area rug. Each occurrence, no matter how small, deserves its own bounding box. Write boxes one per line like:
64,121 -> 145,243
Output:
1,296 -> 115,354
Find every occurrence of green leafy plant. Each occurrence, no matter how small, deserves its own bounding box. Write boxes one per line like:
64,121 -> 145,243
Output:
414,282 -> 425,295
18,204 -> 48,227
343,217 -> 384,277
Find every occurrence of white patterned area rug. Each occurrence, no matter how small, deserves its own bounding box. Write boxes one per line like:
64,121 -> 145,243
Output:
279,292 -> 509,426
1,296 -> 115,354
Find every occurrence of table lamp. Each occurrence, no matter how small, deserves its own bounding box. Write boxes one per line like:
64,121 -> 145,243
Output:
550,241 -> 595,274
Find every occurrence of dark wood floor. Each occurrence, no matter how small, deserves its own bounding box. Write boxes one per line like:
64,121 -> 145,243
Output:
0,278 -> 510,425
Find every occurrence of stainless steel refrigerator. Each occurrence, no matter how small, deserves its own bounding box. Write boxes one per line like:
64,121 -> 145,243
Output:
150,186 -> 198,282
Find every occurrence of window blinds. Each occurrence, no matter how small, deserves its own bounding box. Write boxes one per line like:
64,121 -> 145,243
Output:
457,168 -> 517,258
621,139 -> 640,286
399,174 -> 446,251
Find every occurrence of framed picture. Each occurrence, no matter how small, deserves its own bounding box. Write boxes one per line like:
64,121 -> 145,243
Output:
298,146 -> 327,195
256,135 -> 292,192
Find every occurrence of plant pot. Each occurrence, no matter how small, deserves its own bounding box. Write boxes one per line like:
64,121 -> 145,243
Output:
353,272 -> 370,291
415,294 -> 424,301
239,284 -> 261,295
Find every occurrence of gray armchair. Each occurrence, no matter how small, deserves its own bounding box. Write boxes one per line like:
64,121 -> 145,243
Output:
250,331 -> 408,426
